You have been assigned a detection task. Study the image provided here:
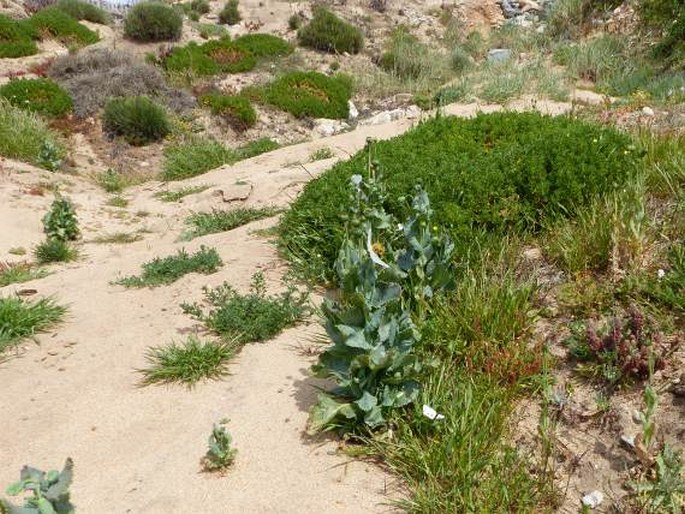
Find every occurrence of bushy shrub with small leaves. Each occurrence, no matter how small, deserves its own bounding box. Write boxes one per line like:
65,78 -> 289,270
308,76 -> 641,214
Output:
103,96 -> 170,146
124,1 -> 183,42
200,92 -> 256,131
0,78 -> 72,118
297,7 -> 363,54
218,0 -> 241,25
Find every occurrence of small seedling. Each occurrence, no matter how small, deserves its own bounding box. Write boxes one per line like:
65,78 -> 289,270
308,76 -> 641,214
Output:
42,196 -> 79,242
3,458 -> 74,514
309,147 -> 334,161
202,423 -> 237,471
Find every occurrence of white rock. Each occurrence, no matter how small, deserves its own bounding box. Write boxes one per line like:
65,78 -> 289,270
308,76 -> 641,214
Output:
621,434 -> 636,447
347,100 -> 359,121
314,119 -> 349,137
581,490 -> 604,509
361,111 -> 392,126
642,106 -> 655,116
404,105 -> 421,119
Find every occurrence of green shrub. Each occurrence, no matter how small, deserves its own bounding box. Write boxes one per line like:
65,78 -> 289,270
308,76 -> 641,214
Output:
55,0 -> 111,24
279,112 -> 638,281
3,459 -> 74,513
124,1 -> 182,42
0,263 -> 48,288
190,0 -> 210,14
297,7 -> 363,54
0,99 -> 65,168
0,78 -> 72,118
200,93 -> 256,131
653,11 -> 685,70
451,45 -> 472,72
234,33 -> 293,58
164,38 -> 256,76
182,207 -> 280,240
103,96 -> 170,146
288,13 -> 303,31
260,71 -> 352,119
29,7 -> 99,47
0,15 -> 38,58
219,0 -> 241,25
162,137 -> 237,181
202,423 -> 237,471
379,28 -> 435,80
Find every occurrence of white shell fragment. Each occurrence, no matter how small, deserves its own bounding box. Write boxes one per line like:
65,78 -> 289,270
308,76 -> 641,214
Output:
422,404 -> 445,421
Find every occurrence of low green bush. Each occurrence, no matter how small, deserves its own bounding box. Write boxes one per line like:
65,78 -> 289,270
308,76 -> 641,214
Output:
164,38 -> 256,76
234,33 -> 293,58
379,27 -> 434,80
0,78 -> 72,118
162,137 -> 237,181
260,71 -> 351,119
103,96 -> 170,146
297,7 -> 363,54
279,112 -> 639,281
124,1 -> 183,42
190,0 -> 210,14
200,93 -> 256,131
219,0 -> 241,25
0,98 -> 65,168
0,14 -> 38,58
29,7 -> 99,47
55,0 -> 111,24
237,137 -> 279,159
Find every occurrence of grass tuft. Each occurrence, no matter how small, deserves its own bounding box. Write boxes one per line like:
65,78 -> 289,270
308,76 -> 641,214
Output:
0,296 -> 66,353
182,207 -> 280,240
34,239 -> 79,264
115,246 -> 222,288
154,185 -> 211,202
0,263 -> 48,287
139,335 -> 234,387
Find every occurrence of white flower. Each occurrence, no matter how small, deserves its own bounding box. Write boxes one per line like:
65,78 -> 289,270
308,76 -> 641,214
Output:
657,268 -> 665,279
422,404 -> 445,421
397,223 -> 404,231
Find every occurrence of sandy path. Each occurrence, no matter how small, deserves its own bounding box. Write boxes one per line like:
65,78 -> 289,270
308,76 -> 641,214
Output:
0,100 -> 569,513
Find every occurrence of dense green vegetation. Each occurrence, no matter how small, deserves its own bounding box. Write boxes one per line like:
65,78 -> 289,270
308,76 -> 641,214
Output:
0,14 -> 38,58
200,93 -> 257,132
29,7 -> 99,47
55,0 -> 111,24
297,7 -> 363,54
164,38 -> 256,76
103,96 -> 170,146
280,112 -> 637,282
0,79 -> 73,118
124,1 -> 182,42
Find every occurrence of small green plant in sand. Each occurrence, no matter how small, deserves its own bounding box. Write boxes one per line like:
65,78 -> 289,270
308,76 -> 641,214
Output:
236,137 -> 279,160
106,196 -> 129,208
0,296 -> 66,353
202,422 -> 237,471
309,147 -> 334,161
162,137 -> 237,181
115,246 -> 222,288
139,335 -> 234,387
2,458 -> 74,514
181,272 -> 309,345
43,196 -> 79,242
154,185 -> 211,202
0,262 -> 48,287
96,168 -> 126,194
34,239 -> 79,264
92,232 -> 143,244
182,207 -> 280,240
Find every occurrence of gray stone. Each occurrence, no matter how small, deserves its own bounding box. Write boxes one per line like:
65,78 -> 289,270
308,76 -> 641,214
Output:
314,119 -> 349,137
581,491 -> 604,509
488,48 -> 512,63
347,100 -> 359,121
642,106 -> 655,116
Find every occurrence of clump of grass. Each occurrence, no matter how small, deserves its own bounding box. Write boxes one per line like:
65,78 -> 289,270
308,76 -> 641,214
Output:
92,232 -> 143,244
259,71 -> 352,119
103,96 -> 170,146
115,246 -> 222,288
162,137 -> 237,181
154,185 -> 210,202
182,207 -> 280,240
29,7 -> 99,47
55,0 -> 111,24
297,7 -> 363,54
200,93 -> 257,132
0,14 -> 38,58
106,196 -> 129,208
218,0 -> 241,25
34,239 -> 78,264
181,272 -> 309,344
0,78 -> 72,118
379,26 -> 450,84
0,295 -> 66,353
139,335 -> 234,387
124,1 -> 182,42
0,263 -> 48,287
236,137 -> 279,159
193,22 -> 228,40
0,98 -> 65,169
96,168 -> 126,193
309,147 -> 334,161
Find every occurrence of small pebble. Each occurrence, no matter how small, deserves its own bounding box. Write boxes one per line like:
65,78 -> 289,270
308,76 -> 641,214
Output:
642,106 -> 655,116
581,490 -> 604,508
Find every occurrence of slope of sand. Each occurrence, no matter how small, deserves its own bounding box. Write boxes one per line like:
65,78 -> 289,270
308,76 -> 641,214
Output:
0,101 -> 569,513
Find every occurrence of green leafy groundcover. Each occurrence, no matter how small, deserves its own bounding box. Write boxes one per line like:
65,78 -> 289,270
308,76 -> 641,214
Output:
0,78 -> 73,118
280,111 -> 638,281
260,71 -> 352,119
164,38 -> 256,76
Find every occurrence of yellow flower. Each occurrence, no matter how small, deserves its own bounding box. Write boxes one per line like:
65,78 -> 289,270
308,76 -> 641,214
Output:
371,241 -> 385,258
